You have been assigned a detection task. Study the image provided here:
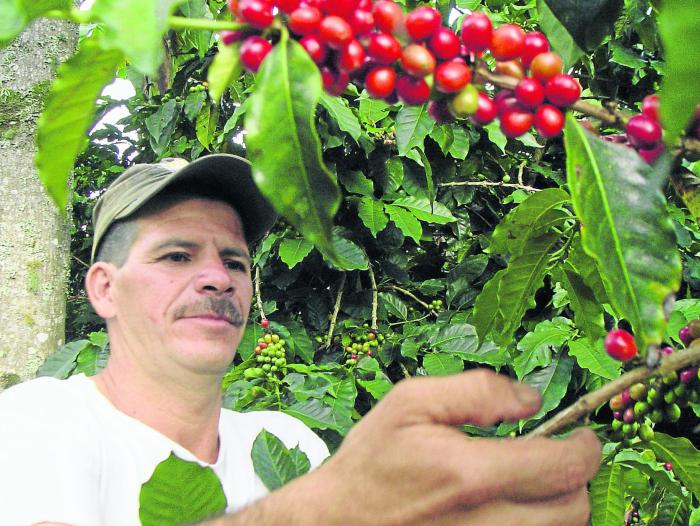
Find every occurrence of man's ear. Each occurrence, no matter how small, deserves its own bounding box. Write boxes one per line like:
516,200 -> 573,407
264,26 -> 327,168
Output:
85,262 -> 117,319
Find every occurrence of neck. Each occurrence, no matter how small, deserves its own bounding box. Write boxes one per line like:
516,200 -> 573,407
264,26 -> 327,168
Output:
92,349 -> 224,464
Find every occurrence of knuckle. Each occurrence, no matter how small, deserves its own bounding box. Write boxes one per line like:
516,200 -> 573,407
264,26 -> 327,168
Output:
558,453 -> 589,493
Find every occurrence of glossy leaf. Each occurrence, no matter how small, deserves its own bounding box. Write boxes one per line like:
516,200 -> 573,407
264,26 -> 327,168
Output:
649,493 -> 691,526
207,43 -> 242,102
472,269 -> 506,344
139,452 -> 227,526
567,338 -> 620,380
395,104 -> 434,156
251,429 -> 310,491
323,229 -> 369,271
92,0 -> 180,76
449,126 -> 470,160
514,318 -> 574,380
428,323 -> 479,358
650,433 -> 700,499
392,196 -> 456,224
520,351 -> 574,425
423,352 -> 464,376
279,238 -> 314,269
284,398 -> 353,434
555,263 -> 606,340
245,32 -> 341,262
358,197 -> 389,237
0,0 -> 70,48
385,204 -> 422,244
36,38 -> 123,210
379,292 -> 409,320
320,92 -> 362,142
35,340 -> 85,379
565,115 -> 682,353
540,0 -> 622,52
658,0 -> 700,146
590,462 -> 625,526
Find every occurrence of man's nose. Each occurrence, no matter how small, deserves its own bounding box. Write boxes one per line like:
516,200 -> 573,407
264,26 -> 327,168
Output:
194,258 -> 235,294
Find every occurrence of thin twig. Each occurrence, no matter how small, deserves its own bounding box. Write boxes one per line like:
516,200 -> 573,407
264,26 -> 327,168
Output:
438,180 -> 539,192
389,313 -> 432,326
254,267 -> 265,321
325,273 -> 346,349
399,362 -> 412,379
528,343 -> 700,438
72,254 -> 90,269
368,265 -> 378,331
388,285 -> 438,316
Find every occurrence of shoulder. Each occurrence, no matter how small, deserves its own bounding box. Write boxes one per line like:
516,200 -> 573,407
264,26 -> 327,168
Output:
221,409 -> 330,466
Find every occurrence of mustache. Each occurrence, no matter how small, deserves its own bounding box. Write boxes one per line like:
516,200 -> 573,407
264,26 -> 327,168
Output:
173,298 -> 245,327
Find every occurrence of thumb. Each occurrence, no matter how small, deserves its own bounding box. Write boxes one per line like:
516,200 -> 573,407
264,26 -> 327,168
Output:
380,369 -> 541,427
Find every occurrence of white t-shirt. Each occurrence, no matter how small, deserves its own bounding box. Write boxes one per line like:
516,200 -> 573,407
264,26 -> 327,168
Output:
0,374 -> 330,526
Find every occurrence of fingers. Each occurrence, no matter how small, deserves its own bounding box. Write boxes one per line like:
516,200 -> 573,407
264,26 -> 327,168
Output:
380,369 -> 542,427
425,487 -> 591,526
454,428 -> 602,504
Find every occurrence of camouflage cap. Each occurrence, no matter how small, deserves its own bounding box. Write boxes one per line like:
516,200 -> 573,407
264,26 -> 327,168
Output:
91,154 -> 276,262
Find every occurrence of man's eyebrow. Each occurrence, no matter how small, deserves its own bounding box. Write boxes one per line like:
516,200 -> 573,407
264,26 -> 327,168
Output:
221,247 -> 251,262
152,239 -> 199,252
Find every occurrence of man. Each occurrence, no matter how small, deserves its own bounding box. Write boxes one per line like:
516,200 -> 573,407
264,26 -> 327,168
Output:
0,154 -> 601,526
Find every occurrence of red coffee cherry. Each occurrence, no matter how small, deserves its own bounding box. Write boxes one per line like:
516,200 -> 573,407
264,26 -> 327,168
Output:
299,34 -> 328,64
239,0 -> 275,29
471,91 -> 498,125
521,31 -> 549,68
533,104 -> 565,138
367,32 -> 402,64
260,318 -> 270,328
372,0 -> 404,34
365,66 -> 397,99
434,60 -> 472,93
349,8 -> 374,36
638,143 -> 665,165
220,30 -> 243,46
429,27 -> 460,60
289,6 -> 322,35
461,12 -> 492,52
626,114 -> 662,149
337,39 -> 366,73
323,0 -> 359,19
272,0 -> 300,13
514,77 -> 544,109
396,74 -> 431,105
500,108 -> 533,137
321,66 -> 350,96
490,24 -> 525,61
319,16 -> 354,49
405,5 -> 442,41
641,94 -> 660,122
494,89 -> 520,116
544,74 -> 581,107
240,36 -> 273,72
530,51 -> 563,83
400,44 -> 436,77
604,329 -> 638,362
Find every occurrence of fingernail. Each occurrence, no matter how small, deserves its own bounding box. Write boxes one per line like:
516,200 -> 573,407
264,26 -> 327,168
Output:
513,383 -> 540,406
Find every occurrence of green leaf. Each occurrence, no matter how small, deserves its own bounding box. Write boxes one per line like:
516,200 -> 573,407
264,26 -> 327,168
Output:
423,352 -> 464,376
492,233 -> 562,346
536,0 -> 584,66
245,33 -> 341,262
284,398 -> 353,434
139,452 -> 227,526
392,196 -> 456,224
540,0 -> 622,53
358,94 -> 391,123
590,462 -> 625,526
650,433 -> 700,500
567,338 -> 621,380
649,493 -> 691,526
92,0 -> 180,76
320,92 -> 362,142
430,124 -> 454,155
146,99 -> 180,155
555,264 -> 606,340
658,0 -> 700,146
395,104 -> 434,156
472,269 -> 506,344
520,352 -> 574,425
35,340 -> 86,379
385,204 -> 422,244
278,238 -> 314,269
196,102 -> 218,148
565,115 -> 682,352
207,43 -> 242,102
428,323 -> 479,358
36,38 -> 123,210
338,168 -> 374,196
323,229 -> 369,271
379,292 -> 408,320
184,90 -> 207,121
489,188 -> 570,256
251,429 -> 310,491
484,121 -> 507,153
358,197 -> 389,237
514,319 -> 574,380
448,126 -> 470,160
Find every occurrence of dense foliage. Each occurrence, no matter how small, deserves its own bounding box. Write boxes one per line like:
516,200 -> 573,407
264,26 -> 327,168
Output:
6,0 -> 700,524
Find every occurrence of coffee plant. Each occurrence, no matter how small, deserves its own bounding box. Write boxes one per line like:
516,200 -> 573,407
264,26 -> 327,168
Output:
7,0 -> 700,524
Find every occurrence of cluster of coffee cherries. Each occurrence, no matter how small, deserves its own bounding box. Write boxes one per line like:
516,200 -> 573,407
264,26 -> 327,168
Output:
428,298 -> 443,312
219,0 -> 581,138
343,326 -> 384,366
243,319 -> 289,381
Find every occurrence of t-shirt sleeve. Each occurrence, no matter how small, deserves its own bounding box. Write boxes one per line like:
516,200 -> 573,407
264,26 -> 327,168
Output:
0,379 -> 102,526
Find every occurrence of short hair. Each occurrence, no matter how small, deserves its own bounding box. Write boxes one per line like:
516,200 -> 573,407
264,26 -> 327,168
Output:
94,185 -> 235,267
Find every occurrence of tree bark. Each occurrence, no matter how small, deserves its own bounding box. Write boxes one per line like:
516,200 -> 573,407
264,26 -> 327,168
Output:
0,17 -> 77,389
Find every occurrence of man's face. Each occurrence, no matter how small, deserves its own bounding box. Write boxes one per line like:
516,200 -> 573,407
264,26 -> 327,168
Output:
107,198 -> 253,376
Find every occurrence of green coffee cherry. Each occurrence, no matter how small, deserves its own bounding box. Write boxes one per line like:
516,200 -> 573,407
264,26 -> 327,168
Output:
665,403 -> 681,423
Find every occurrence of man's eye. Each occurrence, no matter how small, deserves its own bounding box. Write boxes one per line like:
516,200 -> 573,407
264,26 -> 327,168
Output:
225,260 -> 248,272
164,252 -> 190,263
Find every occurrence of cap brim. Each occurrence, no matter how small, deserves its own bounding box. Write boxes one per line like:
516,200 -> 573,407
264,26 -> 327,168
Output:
163,154 -> 277,245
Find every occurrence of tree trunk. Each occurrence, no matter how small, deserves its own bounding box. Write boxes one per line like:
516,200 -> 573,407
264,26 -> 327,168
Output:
0,17 -> 78,389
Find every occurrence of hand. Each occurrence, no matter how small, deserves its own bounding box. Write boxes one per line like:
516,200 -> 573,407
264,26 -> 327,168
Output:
308,369 -> 601,526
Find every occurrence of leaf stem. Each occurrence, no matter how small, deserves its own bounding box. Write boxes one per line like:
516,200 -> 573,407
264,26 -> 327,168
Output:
528,342 -> 700,438
167,16 -> 247,32
438,180 -> 540,192
325,273 -> 346,349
